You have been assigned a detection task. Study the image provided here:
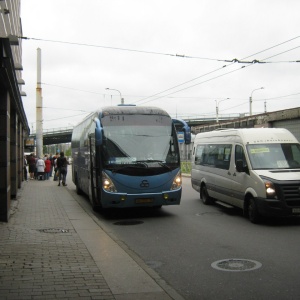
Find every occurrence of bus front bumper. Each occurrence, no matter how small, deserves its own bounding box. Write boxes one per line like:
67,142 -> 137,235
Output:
101,189 -> 182,208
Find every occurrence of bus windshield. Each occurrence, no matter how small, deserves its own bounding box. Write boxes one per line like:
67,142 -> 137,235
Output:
101,114 -> 179,170
247,143 -> 300,170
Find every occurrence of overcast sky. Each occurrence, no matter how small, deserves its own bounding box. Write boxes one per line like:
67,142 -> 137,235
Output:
20,0 -> 300,131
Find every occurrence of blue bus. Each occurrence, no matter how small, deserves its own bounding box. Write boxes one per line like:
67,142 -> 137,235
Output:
172,119 -> 191,144
71,105 -> 182,210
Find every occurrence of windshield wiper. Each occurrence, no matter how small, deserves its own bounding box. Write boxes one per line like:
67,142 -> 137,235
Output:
108,162 -> 148,173
136,160 -> 172,171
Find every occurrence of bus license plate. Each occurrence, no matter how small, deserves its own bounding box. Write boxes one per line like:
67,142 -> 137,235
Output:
135,198 -> 153,204
292,208 -> 300,214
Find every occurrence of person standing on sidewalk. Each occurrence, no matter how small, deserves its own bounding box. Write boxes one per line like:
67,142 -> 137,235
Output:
53,153 -> 59,181
49,153 -> 54,177
36,157 -> 46,180
24,155 -> 28,182
44,157 -> 52,180
28,153 -> 36,180
56,152 -> 69,186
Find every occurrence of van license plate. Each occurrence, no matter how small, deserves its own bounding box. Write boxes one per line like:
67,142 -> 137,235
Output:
292,208 -> 300,214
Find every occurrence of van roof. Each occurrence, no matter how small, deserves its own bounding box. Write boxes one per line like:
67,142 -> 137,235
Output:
194,128 -> 298,144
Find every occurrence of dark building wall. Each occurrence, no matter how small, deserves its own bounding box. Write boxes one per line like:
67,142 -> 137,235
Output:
0,89 -> 11,221
0,38 -> 29,221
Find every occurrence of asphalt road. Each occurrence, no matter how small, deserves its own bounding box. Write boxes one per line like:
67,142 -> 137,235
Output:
68,175 -> 300,300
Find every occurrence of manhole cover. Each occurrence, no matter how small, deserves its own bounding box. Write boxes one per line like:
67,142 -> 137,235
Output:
211,259 -> 262,272
38,228 -> 69,233
114,220 -> 144,226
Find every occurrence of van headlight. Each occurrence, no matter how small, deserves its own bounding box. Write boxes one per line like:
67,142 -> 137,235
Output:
102,172 -> 117,193
262,179 -> 277,199
171,170 -> 182,190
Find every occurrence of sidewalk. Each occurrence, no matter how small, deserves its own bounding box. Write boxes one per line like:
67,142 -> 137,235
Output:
0,178 -> 184,300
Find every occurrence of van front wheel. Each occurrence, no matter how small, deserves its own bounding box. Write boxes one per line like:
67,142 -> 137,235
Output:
248,197 -> 261,223
201,185 -> 212,205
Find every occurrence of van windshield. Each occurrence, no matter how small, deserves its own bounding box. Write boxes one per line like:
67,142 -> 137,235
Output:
247,143 -> 300,170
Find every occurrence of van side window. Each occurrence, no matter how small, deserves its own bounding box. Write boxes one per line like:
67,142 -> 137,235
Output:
196,144 -> 231,170
195,145 -> 205,165
235,145 -> 247,167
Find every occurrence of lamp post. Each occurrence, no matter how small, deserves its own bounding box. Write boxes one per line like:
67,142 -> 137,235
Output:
249,87 -> 264,116
215,98 -> 230,123
105,88 -> 124,104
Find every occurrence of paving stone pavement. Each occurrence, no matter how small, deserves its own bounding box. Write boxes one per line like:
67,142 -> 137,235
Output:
0,179 -> 115,300
0,178 -> 183,300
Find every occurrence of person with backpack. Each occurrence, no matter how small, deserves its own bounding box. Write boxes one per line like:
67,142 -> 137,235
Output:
56,152 -> 69,186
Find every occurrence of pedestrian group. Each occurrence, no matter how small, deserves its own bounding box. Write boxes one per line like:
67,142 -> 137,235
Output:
24,152 -> 69,187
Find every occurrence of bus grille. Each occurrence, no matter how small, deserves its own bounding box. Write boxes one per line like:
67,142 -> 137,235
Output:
280,184 -> 300,207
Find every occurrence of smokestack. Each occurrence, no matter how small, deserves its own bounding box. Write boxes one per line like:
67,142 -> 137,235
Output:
36,48 -> 43,158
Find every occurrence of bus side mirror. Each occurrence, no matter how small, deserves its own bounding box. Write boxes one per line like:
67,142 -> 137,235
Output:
95,127 -> 102,145
94,118 -> 102,145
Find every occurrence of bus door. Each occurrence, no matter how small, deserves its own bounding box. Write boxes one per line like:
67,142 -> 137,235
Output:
89,133 -> 98,209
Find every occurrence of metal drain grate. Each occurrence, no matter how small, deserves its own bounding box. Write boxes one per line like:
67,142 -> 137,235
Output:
211,259 -> 262,272
38,228 -> 69,233
114,220 -> 144,226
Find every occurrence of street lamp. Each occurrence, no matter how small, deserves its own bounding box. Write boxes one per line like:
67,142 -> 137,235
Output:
215,98 -> 230,123
249,87 -> 264,116
105,88 -> 124,105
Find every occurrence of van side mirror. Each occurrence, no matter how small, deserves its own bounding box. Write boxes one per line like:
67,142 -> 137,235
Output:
236,159 -> 248,173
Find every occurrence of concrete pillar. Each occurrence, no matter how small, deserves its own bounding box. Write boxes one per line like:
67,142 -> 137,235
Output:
18,121 -> 23,187
0,90 -> 11,222
10,109 -> 18,198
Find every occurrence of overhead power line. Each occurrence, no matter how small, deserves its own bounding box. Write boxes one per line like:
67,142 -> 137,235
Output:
135,38 -> 300,105
20,35 -> 300,64
23,35 -> 300,109
20,36 -> 220,61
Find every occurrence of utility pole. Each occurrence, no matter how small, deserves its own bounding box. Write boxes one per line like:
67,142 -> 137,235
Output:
105,88 -> 124,104
215,98 -> 230,123
36,48 -> 43,158
264,100 -> 267,113
249,87 -> 264,116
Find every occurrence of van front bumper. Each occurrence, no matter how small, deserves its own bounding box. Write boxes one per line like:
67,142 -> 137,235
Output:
256,197 -> 300,217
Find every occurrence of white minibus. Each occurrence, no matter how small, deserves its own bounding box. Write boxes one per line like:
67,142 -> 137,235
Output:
191,128 -> 300,223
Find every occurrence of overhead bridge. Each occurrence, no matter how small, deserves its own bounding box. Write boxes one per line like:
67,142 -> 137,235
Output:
27,117 -> 232,146
29,128 -> 73,145
29,107 -> 300,147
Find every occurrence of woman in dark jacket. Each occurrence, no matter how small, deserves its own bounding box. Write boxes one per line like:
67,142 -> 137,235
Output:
28,153 -> 36,180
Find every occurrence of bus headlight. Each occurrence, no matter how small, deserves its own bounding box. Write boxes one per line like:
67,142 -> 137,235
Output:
263,179 -> 277,199
171,171 -> 182,190
102,172 -> 117,193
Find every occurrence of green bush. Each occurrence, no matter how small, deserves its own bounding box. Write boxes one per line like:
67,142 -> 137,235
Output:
181,161 -> 191,174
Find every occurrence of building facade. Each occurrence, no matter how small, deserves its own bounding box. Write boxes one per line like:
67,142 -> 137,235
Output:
0,0 -> 29,221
